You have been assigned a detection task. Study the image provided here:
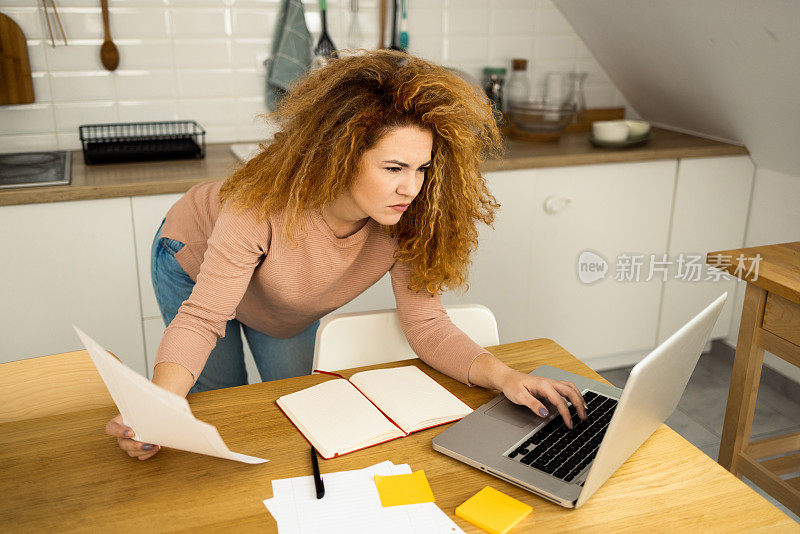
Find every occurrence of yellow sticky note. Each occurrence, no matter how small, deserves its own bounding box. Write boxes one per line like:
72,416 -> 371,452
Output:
455,486 -> 532,534
374,470 -> 435,507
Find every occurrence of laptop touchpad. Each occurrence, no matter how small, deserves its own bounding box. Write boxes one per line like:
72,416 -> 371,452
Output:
485,397 -> 542,428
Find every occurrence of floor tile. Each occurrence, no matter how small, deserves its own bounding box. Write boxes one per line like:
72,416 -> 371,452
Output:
677,370 -> 797,439
664,408 -> 720,448
741,477 -> 800,524
698,445 -> 799,525
596,345 -> 800,525
754,377 -> 800,423
597,367 -> 630,388
700,443 -> 719,462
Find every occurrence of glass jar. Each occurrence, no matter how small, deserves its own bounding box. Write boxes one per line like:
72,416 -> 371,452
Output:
506,58 -> 531,109
482,67 -> 507,125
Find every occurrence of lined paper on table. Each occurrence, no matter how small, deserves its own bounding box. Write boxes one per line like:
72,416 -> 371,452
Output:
263,461 -> 462,533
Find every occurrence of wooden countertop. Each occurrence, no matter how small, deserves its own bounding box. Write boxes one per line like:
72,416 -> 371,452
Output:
0,127 -> 748,207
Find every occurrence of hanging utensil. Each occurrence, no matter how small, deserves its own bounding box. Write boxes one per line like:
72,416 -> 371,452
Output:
378,0 -> 386,48
346,0 -> 362,50
41,0 -> 67,47
99,0 -> 119,71
313,0 -> 337,64
388,0 -> 400,50
398,0 -> 408,51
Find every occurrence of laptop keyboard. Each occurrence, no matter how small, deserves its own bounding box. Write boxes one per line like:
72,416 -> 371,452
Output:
506,391 -> 618,483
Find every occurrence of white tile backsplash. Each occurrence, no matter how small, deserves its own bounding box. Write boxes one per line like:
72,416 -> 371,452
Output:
490,8 -> 536,35
44,40 -> 105,71
232,9 -> 278,38
177,69 -> 235,98
170,8 -> 229,38
50,71 -> 116,102
4,8 -> 44,40
0,105 -> 55,135
114,9 -> 172,39
174,39 -> 231,69
406,8 -> 444,36
177,98 -> 236,125
116,41 -> 175,70
446,35 -> 490,63
53,101 -> 118,133
118,101 -> 179,123
2,0 -> 629,153
115,70 -> 177,99
536,4 -> 574,34
447,8 -> 490,35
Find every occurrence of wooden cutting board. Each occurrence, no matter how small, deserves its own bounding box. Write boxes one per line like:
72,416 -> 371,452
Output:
0,12 -> 35,105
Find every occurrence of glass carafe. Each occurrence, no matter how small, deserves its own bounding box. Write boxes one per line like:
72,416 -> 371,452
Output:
566,71 -> 588,124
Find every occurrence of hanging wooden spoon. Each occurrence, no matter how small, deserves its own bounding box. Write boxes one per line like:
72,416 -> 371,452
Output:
99,0 -> 119,71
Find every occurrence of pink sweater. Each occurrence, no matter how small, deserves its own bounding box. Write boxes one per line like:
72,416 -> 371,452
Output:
155,180 -> 490,384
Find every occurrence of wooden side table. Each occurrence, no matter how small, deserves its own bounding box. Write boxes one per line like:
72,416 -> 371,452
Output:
707,242 -> 800,516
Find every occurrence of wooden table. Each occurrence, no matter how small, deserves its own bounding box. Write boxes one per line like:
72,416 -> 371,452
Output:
1,339 -> 795,532
708,242 -> 800,516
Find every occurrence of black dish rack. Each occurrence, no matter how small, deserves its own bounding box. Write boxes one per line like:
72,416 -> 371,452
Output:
79,120 -> 206,165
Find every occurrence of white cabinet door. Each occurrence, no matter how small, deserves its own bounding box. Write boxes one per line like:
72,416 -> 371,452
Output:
131,194 -> 183,320
657,155 -> 754,344
0,198 -> 146,375
527,160 -> 677,363
441,169 -> 538,344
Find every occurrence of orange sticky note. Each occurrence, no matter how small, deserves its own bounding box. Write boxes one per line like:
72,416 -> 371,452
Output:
455,486 -> 532,534
374,470 -> 435,507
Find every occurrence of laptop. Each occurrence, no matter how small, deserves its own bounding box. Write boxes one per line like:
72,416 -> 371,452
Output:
432,292 -> 727,508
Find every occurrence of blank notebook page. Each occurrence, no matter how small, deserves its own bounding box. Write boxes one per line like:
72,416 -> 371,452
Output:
350,366 -> 473,434
276,379 -> 402,458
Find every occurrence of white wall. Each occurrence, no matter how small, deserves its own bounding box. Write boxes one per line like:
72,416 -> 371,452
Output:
553,0 -> 800,384
0,0 -> 633,153
553,0 -> 800,178
725,167 -> 800,383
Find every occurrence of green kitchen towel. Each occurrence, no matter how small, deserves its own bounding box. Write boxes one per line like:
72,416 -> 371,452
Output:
265,0 -> 313,111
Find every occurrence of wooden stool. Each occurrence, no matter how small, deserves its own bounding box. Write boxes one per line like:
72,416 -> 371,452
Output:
707,242 -> 800,516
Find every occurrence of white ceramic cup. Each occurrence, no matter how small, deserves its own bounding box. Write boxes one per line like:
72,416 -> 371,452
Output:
625,119 -> 651,137
593,120 -> 629,142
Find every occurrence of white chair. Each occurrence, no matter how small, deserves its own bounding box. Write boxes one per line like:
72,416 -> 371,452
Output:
312,304 -> 499,372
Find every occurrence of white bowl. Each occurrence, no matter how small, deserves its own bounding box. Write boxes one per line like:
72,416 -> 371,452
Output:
625,120 -> 651,137
593,120 -> 629,142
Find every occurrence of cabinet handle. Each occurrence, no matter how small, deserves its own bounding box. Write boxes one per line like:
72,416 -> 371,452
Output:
543,196 -> 571,214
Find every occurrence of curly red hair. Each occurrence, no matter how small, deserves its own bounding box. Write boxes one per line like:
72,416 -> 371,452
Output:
219,50 -> 503,294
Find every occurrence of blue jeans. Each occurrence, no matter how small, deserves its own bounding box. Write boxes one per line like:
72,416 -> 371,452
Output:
150,218 -> 319,394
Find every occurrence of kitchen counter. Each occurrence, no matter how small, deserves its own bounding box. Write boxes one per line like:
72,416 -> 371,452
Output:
0,127 -> 748,207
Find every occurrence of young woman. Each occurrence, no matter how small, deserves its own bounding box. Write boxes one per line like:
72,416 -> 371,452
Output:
106,50 -> 587,460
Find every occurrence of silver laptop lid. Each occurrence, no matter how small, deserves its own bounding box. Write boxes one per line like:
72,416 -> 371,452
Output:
575,292 -> 727,508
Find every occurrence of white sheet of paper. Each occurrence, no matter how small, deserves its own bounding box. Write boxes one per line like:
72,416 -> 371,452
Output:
263,461 -> 462,533
74,326 -> 267,464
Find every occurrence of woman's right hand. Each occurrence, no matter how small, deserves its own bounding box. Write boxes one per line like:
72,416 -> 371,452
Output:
105,413 -> 160,460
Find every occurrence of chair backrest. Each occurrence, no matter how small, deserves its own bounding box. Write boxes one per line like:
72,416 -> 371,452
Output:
312,304 -> 500,372
0,350 -> 115,423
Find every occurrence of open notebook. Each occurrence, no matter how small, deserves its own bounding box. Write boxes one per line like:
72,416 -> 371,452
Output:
276,366 -> 472,459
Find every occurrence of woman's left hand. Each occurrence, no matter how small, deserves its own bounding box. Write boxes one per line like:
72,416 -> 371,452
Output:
496,369 -> 588,429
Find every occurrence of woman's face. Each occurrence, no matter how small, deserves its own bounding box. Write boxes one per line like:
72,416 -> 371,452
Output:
349,125 -> 433,226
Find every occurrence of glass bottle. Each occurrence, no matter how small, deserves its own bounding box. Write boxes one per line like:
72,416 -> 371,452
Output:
482,67 -> 506,125
506,59 -> 531,110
